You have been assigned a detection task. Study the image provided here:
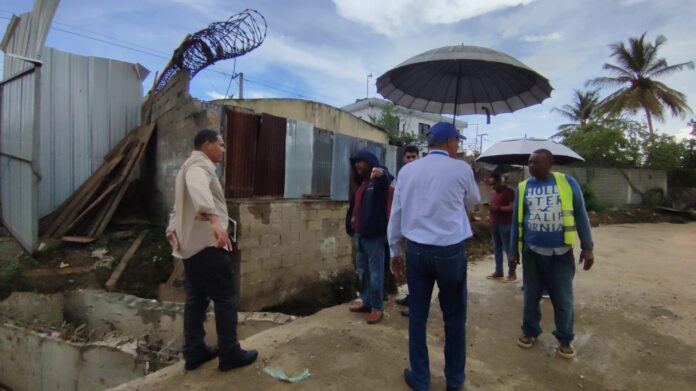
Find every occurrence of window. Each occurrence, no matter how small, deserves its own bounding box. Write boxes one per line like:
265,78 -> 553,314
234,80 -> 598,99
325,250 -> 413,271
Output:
418,123 -> 430,136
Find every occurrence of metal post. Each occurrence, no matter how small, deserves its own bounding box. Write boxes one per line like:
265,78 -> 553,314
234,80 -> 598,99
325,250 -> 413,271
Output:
239,72 -> 244,99
366,73 -> 372,99
453,62 -> 461,125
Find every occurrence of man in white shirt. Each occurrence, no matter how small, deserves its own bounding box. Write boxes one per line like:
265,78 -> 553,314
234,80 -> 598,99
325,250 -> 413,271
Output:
389,122 -> 480,391
166,129 -> 257,372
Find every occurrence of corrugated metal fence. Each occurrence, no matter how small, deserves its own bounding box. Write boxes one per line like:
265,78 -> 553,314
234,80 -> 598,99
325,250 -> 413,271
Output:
225,108 -> 397,201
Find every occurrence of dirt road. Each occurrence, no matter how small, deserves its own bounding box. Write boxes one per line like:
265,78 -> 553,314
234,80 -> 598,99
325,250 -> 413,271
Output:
112,223 -> 696,391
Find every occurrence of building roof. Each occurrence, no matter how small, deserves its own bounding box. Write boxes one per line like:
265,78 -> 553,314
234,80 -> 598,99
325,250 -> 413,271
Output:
341,97 -> 468,128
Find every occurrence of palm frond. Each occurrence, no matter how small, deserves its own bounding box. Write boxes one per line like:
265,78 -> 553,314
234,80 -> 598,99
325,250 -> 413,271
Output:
647,61 -> 696,78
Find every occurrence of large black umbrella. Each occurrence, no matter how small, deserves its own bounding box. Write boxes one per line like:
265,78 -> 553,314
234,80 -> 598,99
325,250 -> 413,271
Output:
377,45 -> 553,124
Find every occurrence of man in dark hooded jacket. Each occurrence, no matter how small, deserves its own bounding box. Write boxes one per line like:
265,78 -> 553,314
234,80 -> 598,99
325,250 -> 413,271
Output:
345,149 -> 393,324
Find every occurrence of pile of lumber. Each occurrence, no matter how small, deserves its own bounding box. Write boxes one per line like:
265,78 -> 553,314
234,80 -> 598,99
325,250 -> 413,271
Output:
44,123 -> 156,241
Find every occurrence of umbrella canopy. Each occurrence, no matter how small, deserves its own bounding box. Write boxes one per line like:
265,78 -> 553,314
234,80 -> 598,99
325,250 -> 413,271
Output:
377,45 -> 553,121
476,138 -> 584,166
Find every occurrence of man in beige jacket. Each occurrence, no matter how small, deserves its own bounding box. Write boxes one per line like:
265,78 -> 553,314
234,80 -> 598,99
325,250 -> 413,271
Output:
166,129 -> 257,372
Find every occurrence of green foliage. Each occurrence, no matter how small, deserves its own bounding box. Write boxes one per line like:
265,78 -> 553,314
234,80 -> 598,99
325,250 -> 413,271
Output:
369,103 -> 425,147
641,188 -> 668,207
560,121 -> 639,167
644,134 -> 682,170
588,34 -> 695,135
679,138 -> 696,168
581,183 -> 603,212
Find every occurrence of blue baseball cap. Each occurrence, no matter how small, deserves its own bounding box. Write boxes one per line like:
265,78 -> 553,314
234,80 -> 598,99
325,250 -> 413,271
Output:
426,122 -> 467,146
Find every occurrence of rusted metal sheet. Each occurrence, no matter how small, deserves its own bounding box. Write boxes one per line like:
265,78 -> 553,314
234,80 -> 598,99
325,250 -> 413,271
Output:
311,128 -> 333,196
225,109 -> 260,198
253,113 -> 286,196
284,120 -> 314,198
330,133 -> 357,201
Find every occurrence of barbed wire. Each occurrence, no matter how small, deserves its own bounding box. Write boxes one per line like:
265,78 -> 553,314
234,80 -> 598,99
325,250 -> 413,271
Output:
153,9 -> 267,93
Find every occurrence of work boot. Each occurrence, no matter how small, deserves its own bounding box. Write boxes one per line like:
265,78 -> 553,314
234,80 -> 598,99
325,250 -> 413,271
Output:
503,273 -> 518,283
557,342 -> 576,359
486,272 -> 504,280
184,345 -> 219,371
366,310 -> 383,324
219,348 -> 258,372
349,302 -> 371,313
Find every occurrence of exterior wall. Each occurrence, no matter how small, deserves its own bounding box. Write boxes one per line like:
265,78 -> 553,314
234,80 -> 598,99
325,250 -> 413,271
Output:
218,98 -> 388,144
0,323 -> 145,391
228,199 -> 354,311
144,70 -> 221,219
556,166 -> 668,207
475,166 -> 667,207
350,106 -> 463,137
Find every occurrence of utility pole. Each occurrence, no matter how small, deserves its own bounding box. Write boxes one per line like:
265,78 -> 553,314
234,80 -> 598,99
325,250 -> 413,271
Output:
478,133 -> 488,155
238,72 -> 244,99
366,73 -> 372,99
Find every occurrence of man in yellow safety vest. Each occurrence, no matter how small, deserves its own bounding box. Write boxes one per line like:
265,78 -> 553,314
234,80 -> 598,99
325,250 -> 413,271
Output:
508,149 -> 595,359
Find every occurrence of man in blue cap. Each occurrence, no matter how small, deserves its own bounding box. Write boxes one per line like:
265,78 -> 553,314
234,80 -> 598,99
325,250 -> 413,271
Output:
389,122 -> 480,391
346,149 -> 393,324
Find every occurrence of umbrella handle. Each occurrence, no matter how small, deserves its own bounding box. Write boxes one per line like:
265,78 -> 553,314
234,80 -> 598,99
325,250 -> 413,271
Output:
483,107 -> 491,124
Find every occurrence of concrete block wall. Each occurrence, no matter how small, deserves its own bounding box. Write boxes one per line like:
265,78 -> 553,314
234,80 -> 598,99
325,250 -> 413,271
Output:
228,199 -> 353,311
143,70 -> 222,219
557,166 -> 668,207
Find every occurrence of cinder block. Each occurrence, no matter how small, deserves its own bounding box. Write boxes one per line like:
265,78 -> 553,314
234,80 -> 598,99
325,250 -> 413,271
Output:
280,231 -> 300,245
262,255 -> 283,270
307,219 -> 322,231
261,234 -> 281,247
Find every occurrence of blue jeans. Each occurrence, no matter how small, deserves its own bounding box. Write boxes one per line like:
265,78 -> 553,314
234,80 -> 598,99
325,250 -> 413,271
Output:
490,223 -> 512,275
355,234 -> 385,311
521,247 -> 576,343
406,240 -> 467,391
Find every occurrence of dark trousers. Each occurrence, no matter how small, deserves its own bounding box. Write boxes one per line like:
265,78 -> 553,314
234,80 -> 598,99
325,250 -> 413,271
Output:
406,240 -> 468,391
355,234 -> 386,311
183,247 -> 240,361
521,247 -> 576,343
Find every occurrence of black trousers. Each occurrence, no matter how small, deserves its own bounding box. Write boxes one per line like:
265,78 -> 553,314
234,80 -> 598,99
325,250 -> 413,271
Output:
183,247 -> 239,360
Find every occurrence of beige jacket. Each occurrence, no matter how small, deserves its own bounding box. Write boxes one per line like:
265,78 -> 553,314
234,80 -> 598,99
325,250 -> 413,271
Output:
167,151 -> 229,259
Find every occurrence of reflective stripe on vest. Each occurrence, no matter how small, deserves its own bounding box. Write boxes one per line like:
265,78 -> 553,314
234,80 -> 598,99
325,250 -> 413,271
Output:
516,172 -> 576,253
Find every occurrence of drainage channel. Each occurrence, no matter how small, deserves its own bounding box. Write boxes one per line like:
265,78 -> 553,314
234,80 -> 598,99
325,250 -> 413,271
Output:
0,291 -> 295,391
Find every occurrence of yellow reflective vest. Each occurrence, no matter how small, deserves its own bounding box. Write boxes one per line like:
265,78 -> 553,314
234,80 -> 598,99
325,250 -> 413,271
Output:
516,172 -> 576,254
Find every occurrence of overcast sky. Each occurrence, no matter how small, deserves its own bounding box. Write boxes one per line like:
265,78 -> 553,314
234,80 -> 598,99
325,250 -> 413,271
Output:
2,0 -> 694,150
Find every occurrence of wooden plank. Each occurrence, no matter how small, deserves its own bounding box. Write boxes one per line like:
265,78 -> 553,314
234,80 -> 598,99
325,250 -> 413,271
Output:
61,236 -> 96,244
104,230 -> 147,291
44,155 -> 124,237
92,124 -> 155,237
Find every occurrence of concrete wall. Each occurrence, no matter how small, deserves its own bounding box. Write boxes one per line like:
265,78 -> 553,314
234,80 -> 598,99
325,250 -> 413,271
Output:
228,199 -> 354,311
217,98 -> 388,144
556,166 -> 668,207
475,165 -> 668,208
143,71 -> 221,219
0,323 -> 145,391
63,290 -> 293,346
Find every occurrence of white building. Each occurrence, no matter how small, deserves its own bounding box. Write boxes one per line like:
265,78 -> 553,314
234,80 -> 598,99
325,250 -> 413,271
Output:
341,97 -> 468,139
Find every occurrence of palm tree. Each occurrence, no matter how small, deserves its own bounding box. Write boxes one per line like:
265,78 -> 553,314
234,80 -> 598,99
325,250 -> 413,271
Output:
551,89 -> 602,131
588,33 -> 694,136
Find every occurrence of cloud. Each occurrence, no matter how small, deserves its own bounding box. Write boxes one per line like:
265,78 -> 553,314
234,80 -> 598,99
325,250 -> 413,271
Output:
522,32 -> 563,42
206,90 -> 229,100
332,0 -> 537,36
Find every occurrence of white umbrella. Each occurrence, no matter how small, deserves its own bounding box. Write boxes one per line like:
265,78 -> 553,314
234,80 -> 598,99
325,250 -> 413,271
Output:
476,138 -> 584,165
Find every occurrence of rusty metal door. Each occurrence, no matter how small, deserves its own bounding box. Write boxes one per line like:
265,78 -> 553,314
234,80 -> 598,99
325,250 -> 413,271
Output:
254,113 -> 286,196
225,109 -> 260,198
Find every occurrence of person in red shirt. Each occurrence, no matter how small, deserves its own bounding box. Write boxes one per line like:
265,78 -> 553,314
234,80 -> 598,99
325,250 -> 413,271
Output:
486,173 -> 517,282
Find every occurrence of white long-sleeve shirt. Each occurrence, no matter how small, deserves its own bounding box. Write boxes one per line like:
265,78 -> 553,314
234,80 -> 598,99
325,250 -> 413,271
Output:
387,150 -> 481,257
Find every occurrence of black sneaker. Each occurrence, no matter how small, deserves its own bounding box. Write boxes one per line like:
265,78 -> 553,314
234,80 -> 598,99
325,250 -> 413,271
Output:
219,349 -> 258,372
184,346 -> 219,371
